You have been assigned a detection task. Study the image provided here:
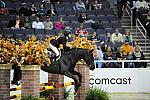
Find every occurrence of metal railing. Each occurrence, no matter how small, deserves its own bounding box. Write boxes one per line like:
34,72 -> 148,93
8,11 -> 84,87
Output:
125,2 -> 147,50
126,2 -> 133,29
94,60 -> 150,68
136,18 -> 147,50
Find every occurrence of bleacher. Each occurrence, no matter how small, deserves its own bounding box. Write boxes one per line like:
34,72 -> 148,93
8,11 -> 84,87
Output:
1,0 -> 149,68
0,0 -> 125,41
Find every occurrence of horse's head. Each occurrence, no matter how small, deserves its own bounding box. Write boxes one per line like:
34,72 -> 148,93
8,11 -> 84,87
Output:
83,49 -> 95,70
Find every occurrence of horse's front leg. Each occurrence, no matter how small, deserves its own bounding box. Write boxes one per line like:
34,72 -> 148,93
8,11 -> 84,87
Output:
64,71 -> 80,93
72,71 -> 82,86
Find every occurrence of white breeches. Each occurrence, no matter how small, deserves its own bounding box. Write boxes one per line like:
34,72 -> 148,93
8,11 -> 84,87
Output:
49,43 -> 60,57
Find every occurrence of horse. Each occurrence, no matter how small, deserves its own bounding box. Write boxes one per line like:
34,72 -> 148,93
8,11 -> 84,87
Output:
41,48 -> 95,93
11,48 -> 95,93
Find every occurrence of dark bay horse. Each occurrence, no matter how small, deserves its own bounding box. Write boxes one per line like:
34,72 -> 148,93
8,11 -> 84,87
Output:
12,48 -> 95,93
41,48 -> 95,92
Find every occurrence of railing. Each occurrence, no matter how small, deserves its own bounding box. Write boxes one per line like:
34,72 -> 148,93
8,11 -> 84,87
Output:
126,2 -> 133,29
136,18 -> 147,50
125,2 -> 147,50
94,60 -> 150,68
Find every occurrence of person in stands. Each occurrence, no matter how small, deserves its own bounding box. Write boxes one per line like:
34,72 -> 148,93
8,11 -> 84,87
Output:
123,31 -> 133,43
92,0 -> 102,10
132,45 -> 147,68
54,17 -> 65,30
103,46 -> 120,68
38,4 -> 47,16
120,40 -> 133,58
78,11 -> 95,24
44,16 -> 53,30
114,0 -> 127,18
30,3 -> 38,16
111,29 -> 123,51
19,3 -> 30,16
8,15 -> 24,29
32,16 -> 44,29
0,0 -> 9,15
131,0 -> 149,25
85,0 -> 91,10
74,0 -> 86,12
24,16 -> 32,29
94,46 -> 104,68
75,23 -> 88,38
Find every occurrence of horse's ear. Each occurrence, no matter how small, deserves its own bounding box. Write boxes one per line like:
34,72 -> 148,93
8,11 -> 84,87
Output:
89,49 -> 94,53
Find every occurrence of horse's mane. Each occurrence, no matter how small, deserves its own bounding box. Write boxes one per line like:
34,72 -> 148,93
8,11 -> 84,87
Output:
62,48 -> 89,55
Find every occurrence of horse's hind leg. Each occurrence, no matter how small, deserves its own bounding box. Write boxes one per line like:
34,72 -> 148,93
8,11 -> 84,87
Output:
64,71 -> 80,93
11,64 -> 21,85
72,71 -> 82,86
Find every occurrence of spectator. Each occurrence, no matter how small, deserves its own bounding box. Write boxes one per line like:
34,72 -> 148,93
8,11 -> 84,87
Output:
44,16 -> 53,30
111,29 -> 123,50
131,0 -> 149,10
121,40 -> 134,68
74,0 -> 86,12
131,0 -> 149,25
128,0 -> 138,8
101,43 -> 107,52
42,0 -> 50,3
145,11 -> 150,39
38,4 -> 47,16
78,11 -> 95,23
92,0 -> 102,10
75,23 -> 88,38
30,3 -> 38,16
8,15 -> 24,29
0,0 -> 5,8
114,0 -> 127,18
123,31 -> 133,43
132,41 -> 141,53
85,0 -> 91,10
0,0 -> 9,15
94,46 -> 104,68
105,33 -> 111,43
120,40 -> 133,58
103,46 -> 120,68
64,26 -> 73,42
133,45 -> 142,60
111,29 -> 123,44
132,45 -> 147,68
116,47 -> 126,60
32,16 -> 44,29
24,17 -> 32,29
54,17 -> 65,30
78,11 -> 88,23
87,31 -> 98,41
19,3 -> 30,16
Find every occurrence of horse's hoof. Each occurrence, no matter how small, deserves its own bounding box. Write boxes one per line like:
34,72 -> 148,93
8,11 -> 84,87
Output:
74,92 -> 78,96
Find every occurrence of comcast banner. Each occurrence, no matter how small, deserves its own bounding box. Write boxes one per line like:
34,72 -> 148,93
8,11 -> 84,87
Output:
90,68 -> 150,93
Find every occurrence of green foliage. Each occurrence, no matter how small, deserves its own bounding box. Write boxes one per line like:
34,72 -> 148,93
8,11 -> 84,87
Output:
40,89 -> 52,98
64,87 -> 72,100
85,87 -> 110,100
20,95 -> 47,100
